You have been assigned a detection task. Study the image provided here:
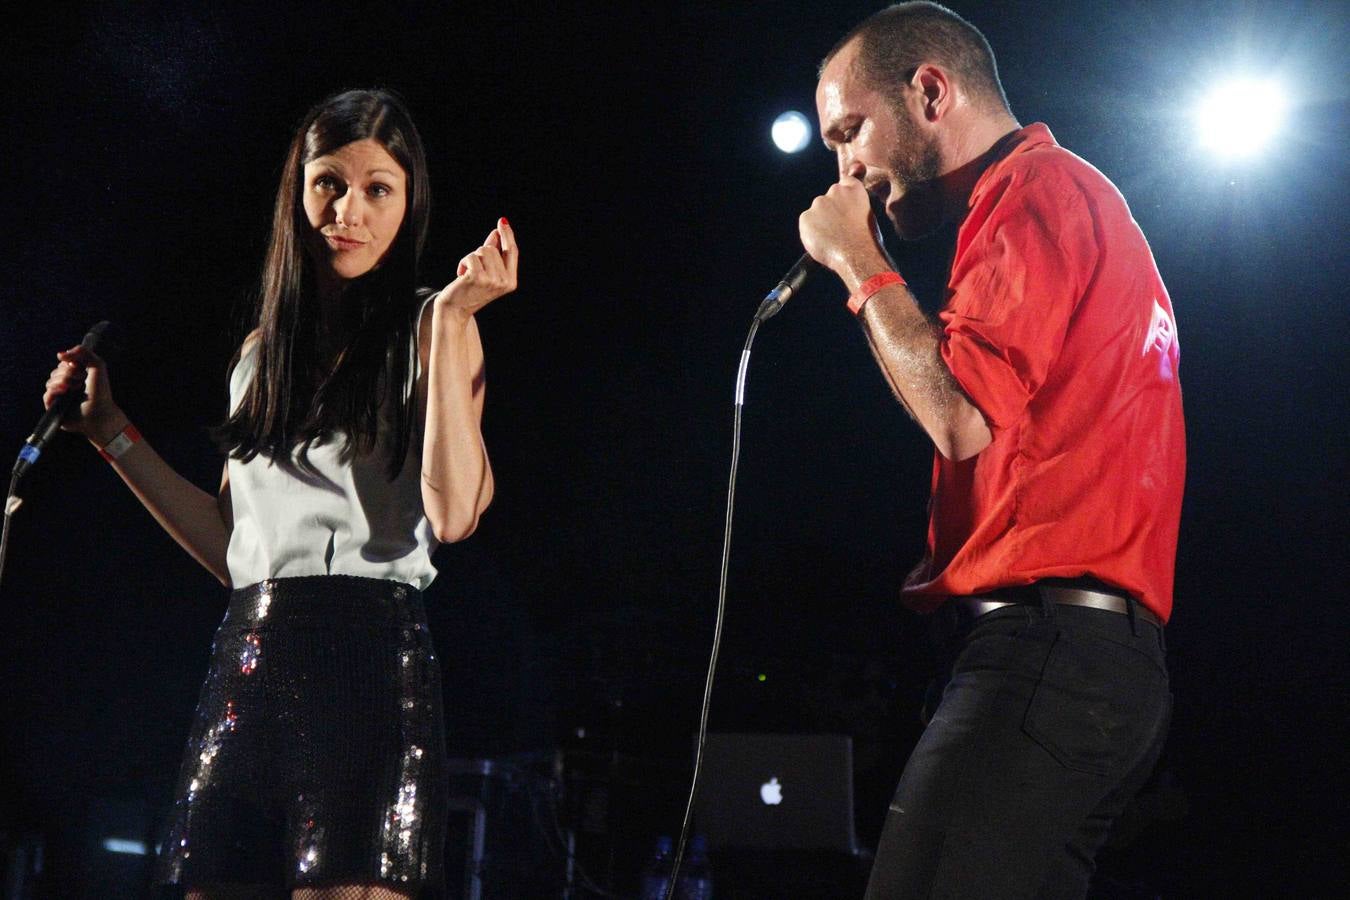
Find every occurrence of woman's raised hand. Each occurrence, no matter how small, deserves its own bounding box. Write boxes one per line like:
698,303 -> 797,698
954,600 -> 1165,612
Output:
440,217 -> 518,316
42,345 -> 125,444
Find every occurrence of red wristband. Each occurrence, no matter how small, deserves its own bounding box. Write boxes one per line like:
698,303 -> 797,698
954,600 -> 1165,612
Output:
846,271 -> 906,315
98,424 -> 141,462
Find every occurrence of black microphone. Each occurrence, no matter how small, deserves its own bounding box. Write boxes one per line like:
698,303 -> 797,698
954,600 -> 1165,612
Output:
13,321 -> 111,480
755,253 -> 822,322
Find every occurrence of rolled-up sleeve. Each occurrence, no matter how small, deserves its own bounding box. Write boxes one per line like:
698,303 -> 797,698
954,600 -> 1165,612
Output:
939,170 -> 1098,432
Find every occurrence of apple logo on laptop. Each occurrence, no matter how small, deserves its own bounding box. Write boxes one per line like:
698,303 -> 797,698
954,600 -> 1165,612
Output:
760,776 -> 783,806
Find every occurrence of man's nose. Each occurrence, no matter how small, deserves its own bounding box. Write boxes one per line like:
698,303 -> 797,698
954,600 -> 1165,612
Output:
839,153 -> 866,182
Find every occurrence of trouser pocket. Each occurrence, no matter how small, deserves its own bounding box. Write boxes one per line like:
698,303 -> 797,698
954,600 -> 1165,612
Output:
1022,627 -> 1168,777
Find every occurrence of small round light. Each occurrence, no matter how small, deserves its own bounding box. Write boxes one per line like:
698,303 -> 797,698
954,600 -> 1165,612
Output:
1195,78 -> 1287,160
772,111 -> 812,154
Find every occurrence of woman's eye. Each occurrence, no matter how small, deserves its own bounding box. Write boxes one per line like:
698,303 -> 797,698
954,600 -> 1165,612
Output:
314,175 -> 339,191
369,183 -> 392,199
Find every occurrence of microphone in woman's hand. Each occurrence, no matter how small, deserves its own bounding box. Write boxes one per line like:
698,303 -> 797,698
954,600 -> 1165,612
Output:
14,321 -> 111,479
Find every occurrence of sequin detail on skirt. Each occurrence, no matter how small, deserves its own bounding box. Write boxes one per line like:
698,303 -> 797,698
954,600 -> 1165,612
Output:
155,575 -> 447,894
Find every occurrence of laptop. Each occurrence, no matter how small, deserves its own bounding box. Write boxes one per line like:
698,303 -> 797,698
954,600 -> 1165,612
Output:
693,733 -> 860,854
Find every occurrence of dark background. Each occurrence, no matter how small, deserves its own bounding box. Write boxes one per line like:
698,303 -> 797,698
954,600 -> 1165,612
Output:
2,1 -> 1347,897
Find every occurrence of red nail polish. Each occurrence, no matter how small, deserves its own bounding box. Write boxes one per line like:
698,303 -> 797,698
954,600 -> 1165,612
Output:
499,217 -> 509,227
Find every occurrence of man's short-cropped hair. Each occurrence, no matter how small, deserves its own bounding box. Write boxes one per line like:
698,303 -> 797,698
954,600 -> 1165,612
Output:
822,2 -> 1011,115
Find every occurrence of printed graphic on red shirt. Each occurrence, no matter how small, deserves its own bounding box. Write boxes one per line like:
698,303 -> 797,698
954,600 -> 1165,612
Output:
1143,298 -> 1178,380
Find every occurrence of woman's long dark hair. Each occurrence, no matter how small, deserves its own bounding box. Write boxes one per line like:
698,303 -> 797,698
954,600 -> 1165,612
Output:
217,89 -> 431,479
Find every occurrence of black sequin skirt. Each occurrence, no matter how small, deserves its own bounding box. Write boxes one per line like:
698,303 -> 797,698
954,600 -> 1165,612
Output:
155,575 -> 447,895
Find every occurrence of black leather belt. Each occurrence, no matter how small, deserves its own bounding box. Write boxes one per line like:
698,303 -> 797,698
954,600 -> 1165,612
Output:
950,583 -> 1163,629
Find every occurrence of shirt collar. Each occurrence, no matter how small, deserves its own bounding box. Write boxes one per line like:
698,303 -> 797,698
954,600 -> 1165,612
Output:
968,122 -> 1057,205
1006,122 -> 1056,153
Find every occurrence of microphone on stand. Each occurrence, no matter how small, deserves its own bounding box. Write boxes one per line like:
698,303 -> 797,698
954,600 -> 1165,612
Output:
755,253 -> 821,322
13,321 -> 111,480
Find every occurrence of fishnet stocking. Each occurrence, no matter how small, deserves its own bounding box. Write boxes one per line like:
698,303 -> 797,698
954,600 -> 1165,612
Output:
292,886 -> 412,900
185,885 -> 411,900
185,886 -> 281,900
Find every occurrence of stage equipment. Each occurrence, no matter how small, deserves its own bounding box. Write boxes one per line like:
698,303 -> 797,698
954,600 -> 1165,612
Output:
445,754 -> 623,899
693,733 -> 859,854
1,832 -> 44,899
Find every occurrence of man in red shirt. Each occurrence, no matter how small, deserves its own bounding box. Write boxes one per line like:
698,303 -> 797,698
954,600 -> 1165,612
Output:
800,3 -> 1183,897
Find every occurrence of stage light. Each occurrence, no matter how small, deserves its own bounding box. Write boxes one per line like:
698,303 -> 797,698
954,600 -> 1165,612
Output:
772,111 -> 812,154
102,837 -> 149,856
1195,78 -> 1287,160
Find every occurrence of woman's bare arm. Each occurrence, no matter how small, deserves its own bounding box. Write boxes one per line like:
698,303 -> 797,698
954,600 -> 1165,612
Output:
418,217 -> 516,543
46,346 -> 233,585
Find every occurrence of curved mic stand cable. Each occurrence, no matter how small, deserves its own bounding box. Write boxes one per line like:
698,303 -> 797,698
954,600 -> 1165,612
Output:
666,284 -> 789,898
0,474 -> 20,594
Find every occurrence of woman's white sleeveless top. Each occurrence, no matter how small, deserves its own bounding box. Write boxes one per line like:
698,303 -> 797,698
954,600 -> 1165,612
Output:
224,323 -> 437,591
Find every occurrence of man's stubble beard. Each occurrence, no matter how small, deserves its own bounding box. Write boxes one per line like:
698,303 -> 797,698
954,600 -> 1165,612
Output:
886,108 -> 946,241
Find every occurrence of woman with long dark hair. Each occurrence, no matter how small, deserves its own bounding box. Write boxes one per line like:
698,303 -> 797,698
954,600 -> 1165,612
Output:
42,89 -> 516,899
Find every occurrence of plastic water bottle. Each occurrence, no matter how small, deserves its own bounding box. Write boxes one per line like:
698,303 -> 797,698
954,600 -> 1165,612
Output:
676,834 -> 714,900
638,835 -> 674,900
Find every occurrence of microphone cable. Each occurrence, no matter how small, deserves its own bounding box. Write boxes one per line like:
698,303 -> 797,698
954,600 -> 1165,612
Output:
665,299 -> 774,898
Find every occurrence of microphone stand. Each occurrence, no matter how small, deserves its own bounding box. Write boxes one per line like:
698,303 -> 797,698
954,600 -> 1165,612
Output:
0,474 -> 21,594
665,264 -> 813,899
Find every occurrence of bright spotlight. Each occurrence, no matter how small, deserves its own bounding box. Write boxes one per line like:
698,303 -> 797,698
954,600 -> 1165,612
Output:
772,111 -> 812,154
1195,78 -> 1287,160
